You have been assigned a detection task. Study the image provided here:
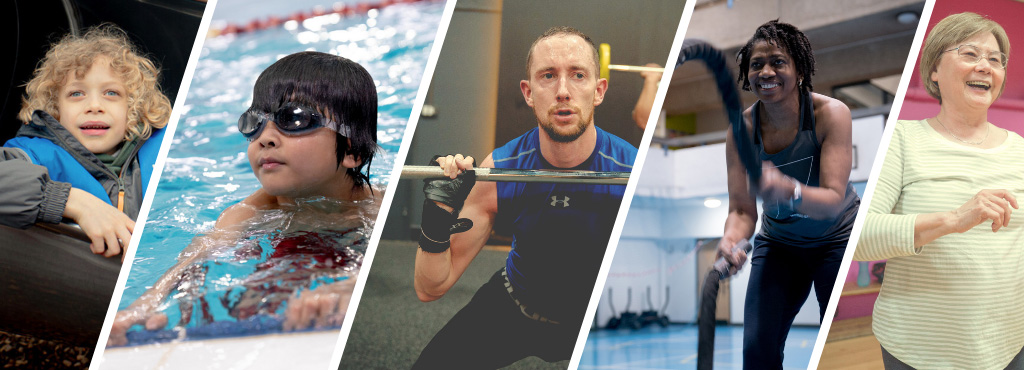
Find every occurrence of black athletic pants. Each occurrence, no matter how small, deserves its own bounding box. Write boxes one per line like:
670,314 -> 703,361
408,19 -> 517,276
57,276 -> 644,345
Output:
742,241 -> 845,370
412,269 -> 579,369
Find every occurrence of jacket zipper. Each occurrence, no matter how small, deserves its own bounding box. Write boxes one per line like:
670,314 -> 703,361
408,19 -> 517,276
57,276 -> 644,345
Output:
116,177 -> 126,213
45,118 -> 137,211
116,141 -> 144,213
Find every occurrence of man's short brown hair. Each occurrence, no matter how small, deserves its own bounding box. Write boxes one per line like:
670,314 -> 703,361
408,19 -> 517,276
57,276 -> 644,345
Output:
525,26 -> 599,77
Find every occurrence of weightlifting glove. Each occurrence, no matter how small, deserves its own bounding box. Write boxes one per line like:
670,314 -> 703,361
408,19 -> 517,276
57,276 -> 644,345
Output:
419,201 -> 474,253
419,155 -> 476,253
422,155 -> 476,212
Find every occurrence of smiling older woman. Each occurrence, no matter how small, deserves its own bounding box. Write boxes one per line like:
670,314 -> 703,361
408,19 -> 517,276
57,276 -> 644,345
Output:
854,12 -> 1024,370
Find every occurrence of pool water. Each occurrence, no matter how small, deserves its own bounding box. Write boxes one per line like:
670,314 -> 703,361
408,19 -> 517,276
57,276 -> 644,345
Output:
118,0 -> 443,340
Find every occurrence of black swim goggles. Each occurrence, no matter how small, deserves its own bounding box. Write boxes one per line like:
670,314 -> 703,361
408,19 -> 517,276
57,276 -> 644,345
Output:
238,104 -> 350,141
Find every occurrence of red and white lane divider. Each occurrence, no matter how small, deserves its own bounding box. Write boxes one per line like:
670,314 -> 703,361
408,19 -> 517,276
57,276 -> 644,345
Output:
209,0 -> 437,37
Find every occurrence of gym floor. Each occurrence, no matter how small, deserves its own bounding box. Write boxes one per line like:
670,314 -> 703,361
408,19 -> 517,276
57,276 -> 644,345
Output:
339,240 -> 567,369
579,325 -> 819,369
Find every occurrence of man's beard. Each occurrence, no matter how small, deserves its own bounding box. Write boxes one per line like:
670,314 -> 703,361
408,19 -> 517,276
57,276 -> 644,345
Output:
539,106 -> 591,143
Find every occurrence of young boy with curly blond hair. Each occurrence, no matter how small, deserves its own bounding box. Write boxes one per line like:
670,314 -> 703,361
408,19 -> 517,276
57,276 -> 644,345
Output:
2,25 -> 171,257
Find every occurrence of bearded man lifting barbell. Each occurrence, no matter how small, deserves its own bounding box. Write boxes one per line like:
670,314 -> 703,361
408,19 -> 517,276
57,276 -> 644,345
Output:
411,26 -> 638,368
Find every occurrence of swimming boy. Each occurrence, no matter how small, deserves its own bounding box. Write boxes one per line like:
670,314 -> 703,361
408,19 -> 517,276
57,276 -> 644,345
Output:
1,25 -> 171,257
108,51 -> 380,346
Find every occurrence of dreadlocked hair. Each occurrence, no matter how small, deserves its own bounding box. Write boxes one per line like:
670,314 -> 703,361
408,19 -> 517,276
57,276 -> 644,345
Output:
736,19 -> 816,93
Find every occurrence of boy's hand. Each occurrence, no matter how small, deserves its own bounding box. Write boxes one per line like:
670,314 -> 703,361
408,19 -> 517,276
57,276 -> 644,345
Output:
64,188 -> 135,257
283,278 -> 356,331
107,308 -> 168,346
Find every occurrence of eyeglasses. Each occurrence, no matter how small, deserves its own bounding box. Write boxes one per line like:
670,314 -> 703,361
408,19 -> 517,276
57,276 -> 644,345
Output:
238,104 -> 349,141
944,44 -> 1008,70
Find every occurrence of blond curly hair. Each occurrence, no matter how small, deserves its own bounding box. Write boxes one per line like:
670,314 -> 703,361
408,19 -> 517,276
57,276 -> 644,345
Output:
19,24 -> 171,140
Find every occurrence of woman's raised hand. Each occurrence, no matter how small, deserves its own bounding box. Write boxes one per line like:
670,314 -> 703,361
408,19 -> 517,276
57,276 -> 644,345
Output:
952,189 -> 1018,233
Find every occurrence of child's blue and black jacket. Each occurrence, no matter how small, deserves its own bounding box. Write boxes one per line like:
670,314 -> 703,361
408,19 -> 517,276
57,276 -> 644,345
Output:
0,110 -> 164,228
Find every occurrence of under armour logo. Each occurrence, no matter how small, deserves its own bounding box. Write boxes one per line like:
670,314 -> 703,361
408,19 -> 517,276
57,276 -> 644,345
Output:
550,196 -> 570,207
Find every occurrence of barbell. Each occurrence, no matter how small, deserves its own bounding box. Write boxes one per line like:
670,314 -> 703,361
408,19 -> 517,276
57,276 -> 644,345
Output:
402,166 -> 630,185
599,43 -> 666,80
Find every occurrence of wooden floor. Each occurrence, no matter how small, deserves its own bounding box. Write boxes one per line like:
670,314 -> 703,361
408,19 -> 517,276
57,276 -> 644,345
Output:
818,335 -> 884,370
817,316 -> 884,370
826,316 -> 873,342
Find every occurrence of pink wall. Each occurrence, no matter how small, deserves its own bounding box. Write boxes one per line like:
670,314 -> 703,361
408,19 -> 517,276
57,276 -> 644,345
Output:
839,1 -> 1024,321
898,0 -> 1024,135
834,261 -> 883,320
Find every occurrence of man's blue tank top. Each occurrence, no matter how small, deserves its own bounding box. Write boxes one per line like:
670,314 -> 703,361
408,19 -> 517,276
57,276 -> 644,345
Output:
493,126 -> 636,321
751,92 -> 859,247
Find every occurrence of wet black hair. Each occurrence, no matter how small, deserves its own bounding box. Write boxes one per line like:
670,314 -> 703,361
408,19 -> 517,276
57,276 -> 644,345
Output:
736,20 -> 816,93
250,51 -> 378,188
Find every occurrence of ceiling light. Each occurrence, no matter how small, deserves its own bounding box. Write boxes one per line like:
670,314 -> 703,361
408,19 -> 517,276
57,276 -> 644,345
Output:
897,11 -> 919,25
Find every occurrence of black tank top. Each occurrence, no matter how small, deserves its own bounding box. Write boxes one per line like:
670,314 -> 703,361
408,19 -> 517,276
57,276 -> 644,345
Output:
751,91 -> 859,247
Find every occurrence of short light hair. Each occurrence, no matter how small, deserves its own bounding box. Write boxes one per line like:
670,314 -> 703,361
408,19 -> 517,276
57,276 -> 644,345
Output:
19,24 -> 171,140
919,12 -> 1010,103
525,26 -> 599,78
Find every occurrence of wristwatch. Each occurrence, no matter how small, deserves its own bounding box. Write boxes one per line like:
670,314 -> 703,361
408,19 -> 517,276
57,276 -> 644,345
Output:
789,178 -> 803,209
